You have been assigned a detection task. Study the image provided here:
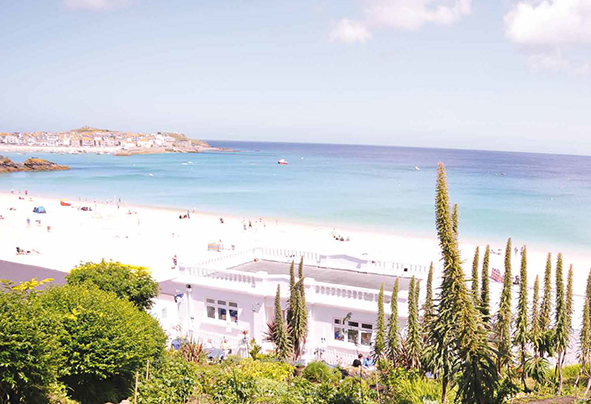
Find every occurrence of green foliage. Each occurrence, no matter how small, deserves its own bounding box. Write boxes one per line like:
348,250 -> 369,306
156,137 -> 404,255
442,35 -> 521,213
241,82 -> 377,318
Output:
0,281 -> 62,404
422,262 -> 434,325
451,203 -> 458,241
39,285 -> 166,404
579,270 -> 591,379
480,245 -> 491,323
496,237 -> 513,372
301,362 -> 340,384
137,350 -> 198,404
373,284 -> 386,361
66,260 -> 159,310
566,265 -> 574,335
388,279 -> 400,363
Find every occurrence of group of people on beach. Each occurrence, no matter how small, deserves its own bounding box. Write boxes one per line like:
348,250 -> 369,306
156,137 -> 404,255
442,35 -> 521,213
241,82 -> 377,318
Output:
331,229 -> 350,242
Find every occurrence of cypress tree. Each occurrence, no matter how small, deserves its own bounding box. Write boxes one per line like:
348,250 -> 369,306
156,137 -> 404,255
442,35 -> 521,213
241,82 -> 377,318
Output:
387,279 -> 400,363
471,246 -> 480,305
496,237 -> 513,372
554,253 -> 567,392
577,270 -> 591,388
427,163 -> 497,403
373,283 -> 386,361
273,285 -> 292,361
514,245 -> 528,389
480,245 -> 491,323
406,277 -> 421,370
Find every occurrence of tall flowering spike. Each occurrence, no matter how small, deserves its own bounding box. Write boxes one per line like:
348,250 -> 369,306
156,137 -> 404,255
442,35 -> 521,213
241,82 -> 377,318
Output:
514,245 -> 528,388
422,263 -> 434,322
471,246 -> 480,305
496,237 -> 513,371
566,265 -> 573,334
298,256 -> 305,297
289,278 -> 308,361
373,283 -> 386,361
555,253 -> 568,392
539,253 -> 553,332
428,163 -> 497,403
578,270 -> 591,386
452,203 -> 459,241
273,285 -> 292,361
480,245 -> 491,323
406,277 -> 421,370
388,279 -> 400,362
530,275 -> 541,356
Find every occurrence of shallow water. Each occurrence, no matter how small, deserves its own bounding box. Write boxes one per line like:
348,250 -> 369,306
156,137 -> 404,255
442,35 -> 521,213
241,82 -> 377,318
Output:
2,141 -> 590,252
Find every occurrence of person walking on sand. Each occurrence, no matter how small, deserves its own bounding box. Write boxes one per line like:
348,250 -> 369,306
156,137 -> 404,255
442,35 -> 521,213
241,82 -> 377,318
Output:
26,217 -> 30,227
172,254 -> 178,268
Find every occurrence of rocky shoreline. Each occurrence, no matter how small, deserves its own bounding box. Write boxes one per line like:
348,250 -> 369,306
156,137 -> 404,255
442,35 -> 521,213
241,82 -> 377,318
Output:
0,156 -> 70,173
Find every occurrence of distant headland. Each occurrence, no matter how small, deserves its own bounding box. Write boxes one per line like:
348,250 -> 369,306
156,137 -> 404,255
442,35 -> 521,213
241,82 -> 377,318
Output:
0,126 -> 230,155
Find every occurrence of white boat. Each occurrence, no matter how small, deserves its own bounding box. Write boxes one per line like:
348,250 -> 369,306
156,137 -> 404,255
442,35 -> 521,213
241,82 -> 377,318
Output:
414,166 -> 420,171
278,159 -> 288,165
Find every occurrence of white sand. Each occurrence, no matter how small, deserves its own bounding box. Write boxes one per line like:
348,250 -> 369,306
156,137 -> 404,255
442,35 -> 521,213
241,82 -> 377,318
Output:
0,190 -> 589,307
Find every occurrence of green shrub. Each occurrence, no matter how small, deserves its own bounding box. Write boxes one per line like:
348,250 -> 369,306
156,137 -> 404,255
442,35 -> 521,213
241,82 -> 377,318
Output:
66,260 -> 159,310
0,280 -> 62,403
302,361 -> 341,384
40,285 -> 166,404
137,350 -> 198,404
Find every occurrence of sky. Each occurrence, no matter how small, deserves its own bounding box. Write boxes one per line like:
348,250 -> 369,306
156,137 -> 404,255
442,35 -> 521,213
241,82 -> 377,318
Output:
1,0 -> 590,155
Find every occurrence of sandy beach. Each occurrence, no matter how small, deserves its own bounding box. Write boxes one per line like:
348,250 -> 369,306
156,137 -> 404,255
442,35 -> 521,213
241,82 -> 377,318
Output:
1,189 -> 590,318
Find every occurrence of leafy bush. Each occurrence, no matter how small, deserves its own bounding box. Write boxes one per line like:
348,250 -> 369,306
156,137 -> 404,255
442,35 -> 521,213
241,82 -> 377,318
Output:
40,285 -> 166,404
66,260 -> 159,310
302,361 -> 341,384
0,280 -> 62,403
137,350 -> 198,404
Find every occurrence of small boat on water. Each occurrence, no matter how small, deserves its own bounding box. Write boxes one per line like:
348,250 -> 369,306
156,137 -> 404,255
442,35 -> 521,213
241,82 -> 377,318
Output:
414,166 -> 420,171
278,159 -> 289,165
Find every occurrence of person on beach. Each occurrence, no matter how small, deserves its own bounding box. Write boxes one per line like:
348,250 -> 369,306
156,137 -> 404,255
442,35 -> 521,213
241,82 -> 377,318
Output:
172,255 -> 178,268
26,217 -> 30,227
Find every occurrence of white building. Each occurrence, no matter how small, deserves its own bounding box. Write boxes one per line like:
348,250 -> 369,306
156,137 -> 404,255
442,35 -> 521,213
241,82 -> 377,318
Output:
152,247 -> 430,365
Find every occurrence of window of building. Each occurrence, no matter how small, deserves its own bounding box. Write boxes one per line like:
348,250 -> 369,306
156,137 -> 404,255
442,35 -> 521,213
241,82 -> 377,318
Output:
206,298 -> 239,323
333,318 -> 373,345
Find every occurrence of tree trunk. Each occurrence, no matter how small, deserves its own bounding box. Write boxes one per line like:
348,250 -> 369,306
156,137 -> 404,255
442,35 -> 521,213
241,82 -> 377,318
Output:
441,376 -> 448,404
585,369 -> 591,396
575,356 -> 585,387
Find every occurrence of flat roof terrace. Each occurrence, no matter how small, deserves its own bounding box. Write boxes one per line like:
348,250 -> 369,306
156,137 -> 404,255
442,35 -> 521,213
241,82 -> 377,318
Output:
229,260 -> 411,292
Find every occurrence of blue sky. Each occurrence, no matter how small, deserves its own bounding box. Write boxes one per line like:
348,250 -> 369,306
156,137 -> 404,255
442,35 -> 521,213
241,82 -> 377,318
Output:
1,0 -> 590,154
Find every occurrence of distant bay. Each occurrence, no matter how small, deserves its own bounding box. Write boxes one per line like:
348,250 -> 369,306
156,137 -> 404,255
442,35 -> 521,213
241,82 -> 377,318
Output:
1,141 -> 590,253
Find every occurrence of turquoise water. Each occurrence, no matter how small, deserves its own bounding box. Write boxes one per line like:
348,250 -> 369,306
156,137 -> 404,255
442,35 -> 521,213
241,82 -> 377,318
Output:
1,141 -> 591,252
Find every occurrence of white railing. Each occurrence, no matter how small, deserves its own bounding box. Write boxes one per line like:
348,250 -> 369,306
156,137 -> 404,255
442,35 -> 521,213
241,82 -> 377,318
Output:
190,330 -> 250,358
185,246 -> 430,279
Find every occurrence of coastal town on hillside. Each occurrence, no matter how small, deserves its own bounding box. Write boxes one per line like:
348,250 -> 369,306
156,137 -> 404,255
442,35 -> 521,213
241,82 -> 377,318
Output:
0,126 -> 221,155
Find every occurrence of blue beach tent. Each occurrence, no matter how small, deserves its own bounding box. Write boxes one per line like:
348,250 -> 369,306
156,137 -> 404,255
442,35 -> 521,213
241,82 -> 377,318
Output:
33,206 -> 46,214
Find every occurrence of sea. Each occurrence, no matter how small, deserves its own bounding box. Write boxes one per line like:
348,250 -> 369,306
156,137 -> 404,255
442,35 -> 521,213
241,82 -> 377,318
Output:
1,141 -> 591,254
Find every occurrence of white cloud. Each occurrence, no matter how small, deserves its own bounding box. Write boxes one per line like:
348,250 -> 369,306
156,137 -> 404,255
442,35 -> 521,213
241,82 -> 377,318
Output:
504,0 -> 591,45
63,0 -> 130,11
327,0 -> 471,43
366,0 -> 471,31
327,19 -> 372,43
504,0 -> 591,75
528,50 -> 590,75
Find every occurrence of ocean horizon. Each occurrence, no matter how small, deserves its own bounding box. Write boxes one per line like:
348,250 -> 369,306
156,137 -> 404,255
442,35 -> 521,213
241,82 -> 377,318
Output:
2,140 -> 591,255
